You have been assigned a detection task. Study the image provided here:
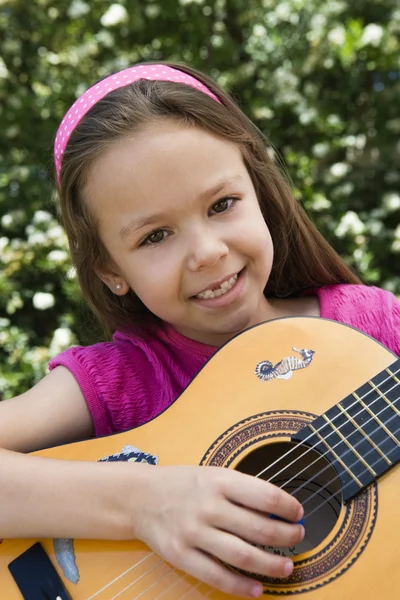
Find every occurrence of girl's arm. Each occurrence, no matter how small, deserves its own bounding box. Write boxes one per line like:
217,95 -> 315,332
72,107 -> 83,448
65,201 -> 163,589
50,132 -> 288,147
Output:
0,366 -> 94,453
0,366 -> 143,539
0,445 -> 149,539
0,367 -> 304,598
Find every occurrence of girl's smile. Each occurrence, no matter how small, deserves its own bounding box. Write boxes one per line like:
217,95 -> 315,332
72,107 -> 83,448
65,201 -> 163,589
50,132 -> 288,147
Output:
190,268 -> 246,308
84,121 -> 275,346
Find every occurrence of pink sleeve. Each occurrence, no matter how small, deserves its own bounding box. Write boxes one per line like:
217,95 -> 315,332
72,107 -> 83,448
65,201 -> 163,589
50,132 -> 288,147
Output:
48,336 -> 173,437
49,344 -> 117,437
316,284 -> 400,358
388,291 -> 400,357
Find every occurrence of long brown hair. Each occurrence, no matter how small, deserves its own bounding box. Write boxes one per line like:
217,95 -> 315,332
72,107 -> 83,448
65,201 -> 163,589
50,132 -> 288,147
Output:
58,61 -> 360,337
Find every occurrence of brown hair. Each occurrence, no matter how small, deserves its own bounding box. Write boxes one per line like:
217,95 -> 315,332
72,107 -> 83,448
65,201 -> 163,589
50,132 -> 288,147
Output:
58,61 -> 361,337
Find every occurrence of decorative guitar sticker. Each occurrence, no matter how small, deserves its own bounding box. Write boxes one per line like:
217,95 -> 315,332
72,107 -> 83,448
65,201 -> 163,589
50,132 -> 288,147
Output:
255,346 -> 315,381
53,445 -> 158,584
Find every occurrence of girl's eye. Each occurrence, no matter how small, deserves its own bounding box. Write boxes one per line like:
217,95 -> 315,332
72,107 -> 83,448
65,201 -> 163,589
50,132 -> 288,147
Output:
141,229 -> 168,246
209,197 -> 236,215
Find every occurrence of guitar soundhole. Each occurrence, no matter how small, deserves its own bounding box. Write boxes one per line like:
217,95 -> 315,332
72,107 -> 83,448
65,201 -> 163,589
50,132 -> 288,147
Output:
235,441 -> 342,557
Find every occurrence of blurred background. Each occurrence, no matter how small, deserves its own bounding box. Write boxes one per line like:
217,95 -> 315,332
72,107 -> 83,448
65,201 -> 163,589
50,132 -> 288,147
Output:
0,0 -> 399,399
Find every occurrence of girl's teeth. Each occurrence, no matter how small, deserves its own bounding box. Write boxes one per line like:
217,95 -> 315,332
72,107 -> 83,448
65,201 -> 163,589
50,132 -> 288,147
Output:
195,274 -> 238,300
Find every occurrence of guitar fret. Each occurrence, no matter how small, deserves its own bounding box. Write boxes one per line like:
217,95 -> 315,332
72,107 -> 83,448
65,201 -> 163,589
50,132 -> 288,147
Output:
368,380 -> 400,419
322,413 -> 377,476
338,402 -> 392,466
292,358 -> 400,503
356,389 -> 400,447
309,423 -> 362,487
386,367 -> 400,385
383,369 -> 400,416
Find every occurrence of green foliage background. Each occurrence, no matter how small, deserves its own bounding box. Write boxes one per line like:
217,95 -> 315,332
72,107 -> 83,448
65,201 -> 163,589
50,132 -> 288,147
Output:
1,0 -> 399,399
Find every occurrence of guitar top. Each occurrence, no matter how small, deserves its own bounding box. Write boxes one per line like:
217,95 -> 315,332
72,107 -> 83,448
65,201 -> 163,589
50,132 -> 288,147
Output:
1,316 -> 399,599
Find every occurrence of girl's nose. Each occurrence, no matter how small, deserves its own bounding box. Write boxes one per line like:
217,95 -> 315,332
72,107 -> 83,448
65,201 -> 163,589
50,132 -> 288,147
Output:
186,228 -> 229,271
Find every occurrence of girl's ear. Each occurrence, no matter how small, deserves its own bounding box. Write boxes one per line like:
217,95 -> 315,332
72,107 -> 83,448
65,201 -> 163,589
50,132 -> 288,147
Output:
96,270 -> 129,295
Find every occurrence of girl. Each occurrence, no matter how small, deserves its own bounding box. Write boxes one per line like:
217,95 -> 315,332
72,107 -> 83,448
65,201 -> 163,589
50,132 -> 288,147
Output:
1,62 -> 399,599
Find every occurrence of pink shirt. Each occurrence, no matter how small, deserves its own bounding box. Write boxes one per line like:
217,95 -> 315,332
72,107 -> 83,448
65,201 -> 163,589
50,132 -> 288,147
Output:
49,284 -> 400,437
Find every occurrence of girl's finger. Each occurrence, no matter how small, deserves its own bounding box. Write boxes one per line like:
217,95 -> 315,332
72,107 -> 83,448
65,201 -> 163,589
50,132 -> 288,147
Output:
178,547 -> 266,598
197,528 -> 294,580
222,470 -> 303,523
214,503 -> 305,548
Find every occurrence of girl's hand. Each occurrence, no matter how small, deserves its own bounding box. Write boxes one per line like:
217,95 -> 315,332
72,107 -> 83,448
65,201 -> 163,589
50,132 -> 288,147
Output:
134,465 -> 304,598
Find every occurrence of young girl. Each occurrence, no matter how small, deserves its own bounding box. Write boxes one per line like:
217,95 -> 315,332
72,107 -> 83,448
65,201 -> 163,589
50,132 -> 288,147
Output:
1,62 -> 399,598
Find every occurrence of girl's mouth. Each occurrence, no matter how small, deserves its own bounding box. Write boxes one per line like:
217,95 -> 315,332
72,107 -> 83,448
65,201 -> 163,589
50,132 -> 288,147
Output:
190,268 -> 246,308
194,273 -> 238,300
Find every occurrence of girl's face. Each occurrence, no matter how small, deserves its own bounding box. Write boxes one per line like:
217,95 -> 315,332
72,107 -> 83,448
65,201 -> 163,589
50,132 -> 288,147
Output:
84,122 -> 274,346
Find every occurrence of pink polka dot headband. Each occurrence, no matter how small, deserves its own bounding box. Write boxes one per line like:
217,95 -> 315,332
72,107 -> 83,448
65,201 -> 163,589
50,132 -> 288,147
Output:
54,64 -> 221,186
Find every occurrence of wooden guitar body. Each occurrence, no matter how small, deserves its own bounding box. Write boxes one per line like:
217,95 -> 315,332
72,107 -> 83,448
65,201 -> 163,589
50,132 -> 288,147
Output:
1,317 -> 399,599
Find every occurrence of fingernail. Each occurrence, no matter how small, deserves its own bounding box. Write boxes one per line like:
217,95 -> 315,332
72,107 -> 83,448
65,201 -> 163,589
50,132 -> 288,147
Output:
251,584 -> 264,597
284,560 -> 293,577
299,525 -> 305,540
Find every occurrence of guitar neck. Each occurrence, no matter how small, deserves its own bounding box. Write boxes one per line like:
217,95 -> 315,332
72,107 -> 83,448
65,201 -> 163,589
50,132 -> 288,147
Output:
293,358 -> 400,502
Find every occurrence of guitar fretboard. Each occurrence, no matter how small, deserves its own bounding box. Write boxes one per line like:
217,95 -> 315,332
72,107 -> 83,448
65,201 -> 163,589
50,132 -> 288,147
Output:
292,358 -> 400,502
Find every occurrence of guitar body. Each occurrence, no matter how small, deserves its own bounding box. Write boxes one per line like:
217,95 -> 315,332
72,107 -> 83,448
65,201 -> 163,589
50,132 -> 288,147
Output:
1,317 -> 399,599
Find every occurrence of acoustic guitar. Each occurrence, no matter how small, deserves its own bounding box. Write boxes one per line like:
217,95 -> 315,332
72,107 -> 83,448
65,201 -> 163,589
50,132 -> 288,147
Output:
1,316 -> 399,599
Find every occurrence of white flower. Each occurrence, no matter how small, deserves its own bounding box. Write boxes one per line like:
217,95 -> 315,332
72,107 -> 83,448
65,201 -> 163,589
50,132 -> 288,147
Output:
27,231 -> 47,246
330,162 -> 350,178
0,57 -> 8,79
312,195 -> 331,211
327,114 -> 342,127
361,24 -> 384,47
335,211 -> 365,238
0,236 -> 9,251
32,292 -> 55,310
33,210 -> 52,225
53,327 -> 73,346
253,24 -> 266,37
328,26 -> 346,46
1,214 -> 13,227
393,225 -> 400,252
67,0 -> 90,18
275,2 -> 291,21
49,327 -> 75,356
47,225 -> 65,242
383,193 -> 400,212
253,106 -> 274,119
100,4 -> 128,27
313,142 -> 329,158
343,134 -> 366,150
66,266 -> 77,279
47,250 -> 69,263
274,67 -> 299,91
299,108 -> 317,125
95,30 -> 114,48
310,14 -> 327,31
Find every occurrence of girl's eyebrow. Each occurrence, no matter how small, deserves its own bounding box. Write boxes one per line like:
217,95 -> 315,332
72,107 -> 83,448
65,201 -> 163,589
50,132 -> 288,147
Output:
119,175 -> 243,240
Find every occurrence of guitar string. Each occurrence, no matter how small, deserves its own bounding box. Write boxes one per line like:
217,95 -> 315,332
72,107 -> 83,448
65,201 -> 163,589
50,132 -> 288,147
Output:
124,566 -> 174,600
152,574 -> 213,600
86,364 -> 400,600
302,428 -> 400,522
131,576 -> 213,600
152,574 -> 189,600
263,372 -> 400,493
126,411 -> 400,600
294,402 -> 400,511
107,557 -> 164,600
126,364 -> 400,599
86,553 -> 156,600
281,395 -> 399,501
126,413 -> 400,600
254,363 -> 400,482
